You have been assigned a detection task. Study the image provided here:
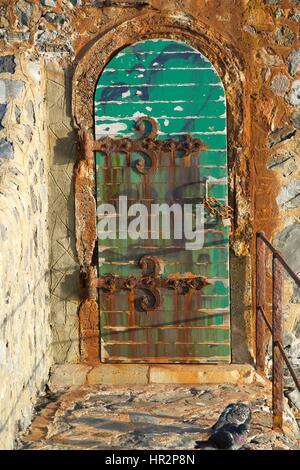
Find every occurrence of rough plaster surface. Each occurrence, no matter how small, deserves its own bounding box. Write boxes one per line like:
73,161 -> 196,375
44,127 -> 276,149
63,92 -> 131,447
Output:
45,61 -> 80,364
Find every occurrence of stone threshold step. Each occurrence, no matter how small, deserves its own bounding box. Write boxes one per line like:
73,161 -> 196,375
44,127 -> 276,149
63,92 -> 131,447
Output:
49,363 -> 257,391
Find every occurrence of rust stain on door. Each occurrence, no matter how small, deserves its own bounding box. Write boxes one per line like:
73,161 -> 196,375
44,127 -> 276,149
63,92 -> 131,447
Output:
94,39 -> 231,363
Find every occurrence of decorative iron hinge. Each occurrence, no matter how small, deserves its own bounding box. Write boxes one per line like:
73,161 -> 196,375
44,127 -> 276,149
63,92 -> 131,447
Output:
91,116 -> 233,220
89,255 -> 209,312
92,116 -> 207,175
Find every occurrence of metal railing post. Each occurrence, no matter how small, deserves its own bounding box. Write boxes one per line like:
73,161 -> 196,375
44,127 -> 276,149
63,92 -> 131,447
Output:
256,232 -> 266,372
255,230 -> 300,431
272,252 -> 284,431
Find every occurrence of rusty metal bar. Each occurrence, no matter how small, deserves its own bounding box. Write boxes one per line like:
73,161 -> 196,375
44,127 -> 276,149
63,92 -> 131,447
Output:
88,254 -> 209,312
91,117 -> 207,176
256,231 -> 266,372
272,252 -> 284,431
277,341 -> 300,392
257,232 -> 300,287
257,306 -> 272,333
256,231 -> 300,431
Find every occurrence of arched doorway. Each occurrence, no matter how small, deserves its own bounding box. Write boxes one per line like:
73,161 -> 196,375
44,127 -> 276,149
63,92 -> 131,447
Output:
94,39 -> 230,363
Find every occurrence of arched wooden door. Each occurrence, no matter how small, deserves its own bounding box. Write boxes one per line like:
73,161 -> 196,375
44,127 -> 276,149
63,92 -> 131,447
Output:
94,39 -> 230,363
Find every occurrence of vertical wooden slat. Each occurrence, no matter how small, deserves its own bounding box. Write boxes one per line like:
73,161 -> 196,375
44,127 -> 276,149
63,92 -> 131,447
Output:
256,232 -> 266,371
272,253 -> 284,431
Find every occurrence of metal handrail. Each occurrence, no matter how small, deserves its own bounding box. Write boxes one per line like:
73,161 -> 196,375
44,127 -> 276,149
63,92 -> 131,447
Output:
256,231 -> 300,431
257,232 -> 300,287
258,305 -> 300,391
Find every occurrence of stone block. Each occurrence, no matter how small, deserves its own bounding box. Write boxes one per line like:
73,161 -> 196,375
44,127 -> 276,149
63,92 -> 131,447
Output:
26,100 -> 35,126
49,364 -> 91,390
0,139 -> 13,159
15,105 -> 21,124
267,152 -> 296,177
268,127 -> 296,147
87,364 -> 149,385
0,80 -> 24,103
0,56 -> 16,74
41,0 -> 57,6
277,225 -> 300,275
275,26 -> 295,45
276,180 -> 300,209
16,0 -> 33,29
149,365 -> 255,384
0,103 -> 6,129
28,62 -> 40,84
286,389 -> 300,410
6,32 -> 30,42
288,10 -> 300,22
286,80 -> 300,106
43,12 -> 66,26
270,74 -> 289,96
258,48 -> 282,66
274,8 -> 283,18
291,107 -> 300,129
286,48 -> 300,76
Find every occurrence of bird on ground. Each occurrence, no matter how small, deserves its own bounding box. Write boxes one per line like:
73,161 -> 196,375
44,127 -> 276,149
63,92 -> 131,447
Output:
195,402 -> 252,450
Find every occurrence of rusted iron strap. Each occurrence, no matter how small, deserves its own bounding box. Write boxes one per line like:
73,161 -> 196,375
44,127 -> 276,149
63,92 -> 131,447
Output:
257,232 -> 300,287
90,255 -> 208,311
92,273 -> 208,292
256,230 -> 300,429
256,233 -> 266,371
257,306 -> 272,333
90,274 -> 208,312
91,116 -> 206,175
272,255 -> 284,431
276,341 -> 300,392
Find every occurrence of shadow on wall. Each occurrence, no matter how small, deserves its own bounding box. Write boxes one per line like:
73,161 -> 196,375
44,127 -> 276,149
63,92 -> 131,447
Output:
47,63 -> 81,363
0,333 -> 84,448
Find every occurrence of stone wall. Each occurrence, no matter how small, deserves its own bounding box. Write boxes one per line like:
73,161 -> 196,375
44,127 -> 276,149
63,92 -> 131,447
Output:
0,53 -> 51,449
0,0 -> 299,448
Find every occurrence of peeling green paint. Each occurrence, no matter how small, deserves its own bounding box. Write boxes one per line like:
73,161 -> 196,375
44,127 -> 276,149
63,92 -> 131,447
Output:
95,39 -> 230,363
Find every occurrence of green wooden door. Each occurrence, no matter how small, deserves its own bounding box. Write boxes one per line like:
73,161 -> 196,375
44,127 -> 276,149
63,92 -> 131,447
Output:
94,39 -> 230,363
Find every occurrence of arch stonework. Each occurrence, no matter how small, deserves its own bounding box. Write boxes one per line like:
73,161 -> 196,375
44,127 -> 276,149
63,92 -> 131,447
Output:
72,12 -> 255,365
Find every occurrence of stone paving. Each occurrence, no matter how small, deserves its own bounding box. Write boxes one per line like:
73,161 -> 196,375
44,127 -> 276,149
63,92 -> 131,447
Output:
19,382 -> 300,450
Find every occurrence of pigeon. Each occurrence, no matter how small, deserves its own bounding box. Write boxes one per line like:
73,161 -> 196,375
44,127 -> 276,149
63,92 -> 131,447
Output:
195,402 -> 252,450
211,402 -> 251,431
